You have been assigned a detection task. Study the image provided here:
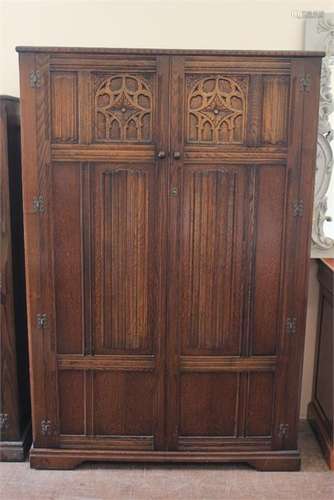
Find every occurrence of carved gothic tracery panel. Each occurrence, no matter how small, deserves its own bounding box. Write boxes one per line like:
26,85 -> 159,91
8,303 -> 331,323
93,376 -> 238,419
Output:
186,75 -> 247,144
94,74 -> 153,142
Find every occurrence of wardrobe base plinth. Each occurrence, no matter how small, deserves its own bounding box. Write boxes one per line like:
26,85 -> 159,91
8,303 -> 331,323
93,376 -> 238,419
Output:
30,447 -> 301,471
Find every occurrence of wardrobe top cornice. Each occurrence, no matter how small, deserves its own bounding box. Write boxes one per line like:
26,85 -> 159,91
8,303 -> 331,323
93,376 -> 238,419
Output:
15,46 -> 325,57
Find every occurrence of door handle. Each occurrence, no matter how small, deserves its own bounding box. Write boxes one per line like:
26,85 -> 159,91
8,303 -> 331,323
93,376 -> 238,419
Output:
157,151 -> 166,159
173,152 -> 181,160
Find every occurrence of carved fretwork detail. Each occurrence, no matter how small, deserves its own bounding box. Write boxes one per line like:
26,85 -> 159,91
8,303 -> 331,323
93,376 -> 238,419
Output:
94,74 -> 153,142
0,413 -> 9,430
186,75 -> 247,144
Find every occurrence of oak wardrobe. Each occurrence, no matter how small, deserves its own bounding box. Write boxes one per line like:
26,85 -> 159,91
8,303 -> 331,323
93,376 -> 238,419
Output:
0,96 -> 31,460
308,259 -> 334,469
17,47 -> 322,470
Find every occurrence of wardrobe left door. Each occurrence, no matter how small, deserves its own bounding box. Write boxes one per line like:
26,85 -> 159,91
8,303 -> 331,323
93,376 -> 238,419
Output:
19,52 -> 170,452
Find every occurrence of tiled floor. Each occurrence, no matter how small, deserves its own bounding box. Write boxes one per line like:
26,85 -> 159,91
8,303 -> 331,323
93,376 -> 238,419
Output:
0,422 -> 333,500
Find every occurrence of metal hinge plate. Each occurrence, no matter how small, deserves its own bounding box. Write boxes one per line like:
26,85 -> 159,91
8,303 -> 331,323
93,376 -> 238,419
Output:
278,423 -> 289,438
29,70 -> 41,88
299,73 -> 311,92
37,313 -> 48,329
287,317 -> 297,335
293,201 -> 304,217
32,196 -> 45,213
0,413 -> 9,430
41,418 -> 54,436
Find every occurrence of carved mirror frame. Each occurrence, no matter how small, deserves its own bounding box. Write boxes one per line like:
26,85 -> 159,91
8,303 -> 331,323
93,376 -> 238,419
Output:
305,13 -> 334,257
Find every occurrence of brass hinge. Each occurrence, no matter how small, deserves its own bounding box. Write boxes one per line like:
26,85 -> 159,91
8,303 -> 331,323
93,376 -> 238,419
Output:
287,317 -> 297,335
37,313 -> 48,329
293,200 -> 304,217
41,418 -> 54,436
32,196 -> 45,213
278,423 -> 289,438
0,413 -> 9,430
29,70 -> 41,88
299,73 -> 311,92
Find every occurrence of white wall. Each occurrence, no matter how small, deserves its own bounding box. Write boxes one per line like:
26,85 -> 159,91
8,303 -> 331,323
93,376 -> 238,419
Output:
1,0 -> 334,95
1,0 -> 333,418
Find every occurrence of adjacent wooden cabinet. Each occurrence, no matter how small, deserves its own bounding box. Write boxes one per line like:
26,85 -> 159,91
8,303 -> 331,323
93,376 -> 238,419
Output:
17,47 -> 322,470
0,96 -> 31,460
308,259 -> 334,470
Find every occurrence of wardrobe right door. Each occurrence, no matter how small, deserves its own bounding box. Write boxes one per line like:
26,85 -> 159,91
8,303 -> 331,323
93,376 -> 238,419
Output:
166,55 -> 320,453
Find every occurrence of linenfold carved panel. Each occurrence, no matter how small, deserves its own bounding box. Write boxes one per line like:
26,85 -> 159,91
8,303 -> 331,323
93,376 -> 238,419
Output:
186,75 -> 248,144
102,169 -> 150,351
179,169 -> 242,354
179,166 -> 285,356
94,74 -> 153,142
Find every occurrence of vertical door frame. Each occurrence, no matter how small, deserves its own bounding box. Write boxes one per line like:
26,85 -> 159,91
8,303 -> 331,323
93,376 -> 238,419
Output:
273,57 -> 321,450
19,52 -> 59,448
166,55 -> 184,450
154,54 -> 171,450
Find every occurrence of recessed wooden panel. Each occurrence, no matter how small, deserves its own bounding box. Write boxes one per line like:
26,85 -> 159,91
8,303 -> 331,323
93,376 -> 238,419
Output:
53,164 -> 83,354
93,371 -> 155,436
261,76 -> 290,145
252,166 -> 286,355
51,72 -> 78,143
180,373 -> 238,436
186,74 -> 248,144
58,371 -> 85,435
246,372 -> 274,437
180,168 -> 246,355
94,73 -> 153,142
101,169 -> 150,352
